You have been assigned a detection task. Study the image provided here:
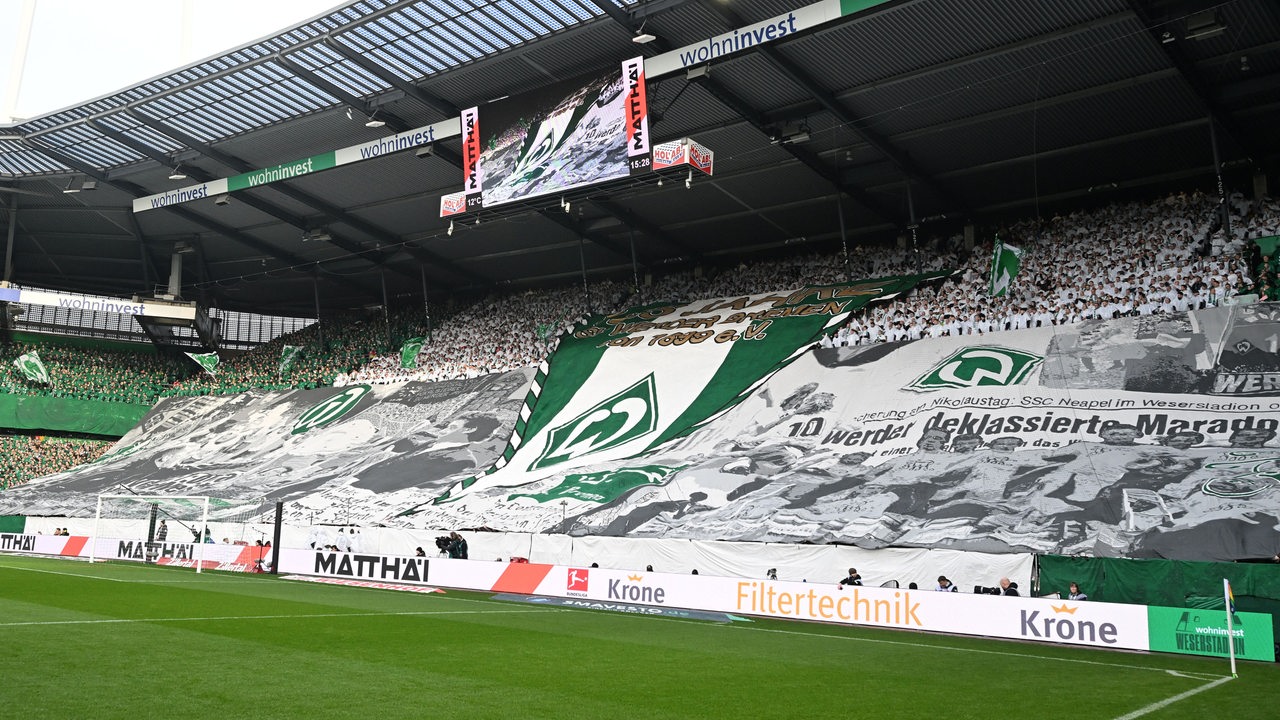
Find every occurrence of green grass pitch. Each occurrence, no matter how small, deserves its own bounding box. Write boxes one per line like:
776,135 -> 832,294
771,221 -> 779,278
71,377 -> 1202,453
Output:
1,555 -> 1275,719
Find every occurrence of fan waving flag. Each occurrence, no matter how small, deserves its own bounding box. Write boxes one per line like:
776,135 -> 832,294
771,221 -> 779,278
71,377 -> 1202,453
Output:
185,351 -> 220,376
536,312 -> 565,342
279,345 -> 302,375
399,337 -> 426,369
14,350 -> 50,384
989,237 -> 1023,297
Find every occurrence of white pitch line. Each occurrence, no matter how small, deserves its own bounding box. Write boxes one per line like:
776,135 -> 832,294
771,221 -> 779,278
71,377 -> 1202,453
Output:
119,577 -> 270,584
0,564 -> 128,582
0,608 -> 565,628
1111,676 -> 1233,720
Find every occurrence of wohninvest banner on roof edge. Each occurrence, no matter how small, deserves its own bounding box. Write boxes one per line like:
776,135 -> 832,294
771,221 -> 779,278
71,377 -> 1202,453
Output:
15,287 -> 197,320
425,274 -> 946,505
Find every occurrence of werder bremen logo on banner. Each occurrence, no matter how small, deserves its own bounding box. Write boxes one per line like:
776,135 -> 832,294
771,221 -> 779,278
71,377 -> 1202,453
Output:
292,385 -> 371,435
907,346 -> 1043,392
531,374 -> 659,471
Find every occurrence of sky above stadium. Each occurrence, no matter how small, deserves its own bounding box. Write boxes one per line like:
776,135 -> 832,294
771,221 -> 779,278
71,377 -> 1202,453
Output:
0,0 -> 339,123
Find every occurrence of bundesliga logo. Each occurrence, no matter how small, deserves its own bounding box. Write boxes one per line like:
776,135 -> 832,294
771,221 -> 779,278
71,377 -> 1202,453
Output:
567,568 -> 590,593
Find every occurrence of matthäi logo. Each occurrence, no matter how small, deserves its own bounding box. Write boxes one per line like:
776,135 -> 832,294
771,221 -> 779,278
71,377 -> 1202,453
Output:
531,374 -> 658,470
292,385 -> 372,435
907,346 -> 1043,392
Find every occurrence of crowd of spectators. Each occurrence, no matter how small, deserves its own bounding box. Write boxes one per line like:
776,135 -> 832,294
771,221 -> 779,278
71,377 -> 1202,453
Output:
343,189 -> 1275,381
829,190 -> 1272,345
0,340 -> 186,404
0,434 -> 110,490
163,315 -> 400,397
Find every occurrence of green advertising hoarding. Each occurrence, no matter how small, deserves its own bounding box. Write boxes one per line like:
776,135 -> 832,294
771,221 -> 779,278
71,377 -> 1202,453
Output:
1147,606 -> 1275,662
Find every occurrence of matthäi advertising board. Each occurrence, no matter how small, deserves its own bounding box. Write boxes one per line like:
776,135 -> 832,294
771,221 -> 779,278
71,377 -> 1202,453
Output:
0,532 -> 270,573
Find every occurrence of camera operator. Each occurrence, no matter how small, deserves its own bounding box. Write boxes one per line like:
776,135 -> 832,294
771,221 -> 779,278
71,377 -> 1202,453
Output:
434,535 -> 452,557
446,531 -> 469,560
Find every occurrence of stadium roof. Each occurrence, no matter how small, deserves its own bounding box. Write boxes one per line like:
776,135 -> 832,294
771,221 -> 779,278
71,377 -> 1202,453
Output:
0,0 -> 1277,317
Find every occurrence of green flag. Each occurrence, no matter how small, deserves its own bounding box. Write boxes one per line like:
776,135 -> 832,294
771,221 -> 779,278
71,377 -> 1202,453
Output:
185,351 -> 220,376
14,350 -> 50,384
536,312 -> 566,342
988,238 -> 1023,297
400,336 -> 426,369
279,345 -> 302,375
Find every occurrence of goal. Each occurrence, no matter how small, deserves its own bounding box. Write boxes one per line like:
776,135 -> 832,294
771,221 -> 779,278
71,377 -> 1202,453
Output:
90,494 -> 276,574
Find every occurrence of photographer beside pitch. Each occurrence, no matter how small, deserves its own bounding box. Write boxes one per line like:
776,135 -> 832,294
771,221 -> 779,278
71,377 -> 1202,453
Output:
973,577 -> 1020,596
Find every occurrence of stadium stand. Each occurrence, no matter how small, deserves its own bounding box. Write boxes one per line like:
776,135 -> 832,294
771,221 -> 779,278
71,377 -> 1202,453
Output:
337,190 -> 1275,385
0,434 -> 110,490
0,337 -> 187,404
1,188 -> 1271,408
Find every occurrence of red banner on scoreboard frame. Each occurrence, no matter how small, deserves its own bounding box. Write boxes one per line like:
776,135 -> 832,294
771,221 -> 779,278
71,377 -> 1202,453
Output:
440,192 -> 468,217
460,106 -> 483,200
650,139 -> 714,176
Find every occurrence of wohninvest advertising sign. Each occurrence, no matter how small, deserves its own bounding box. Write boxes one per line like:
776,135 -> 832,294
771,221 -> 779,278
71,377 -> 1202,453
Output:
13,287 -> 197,320
1147,606 -> 1275,662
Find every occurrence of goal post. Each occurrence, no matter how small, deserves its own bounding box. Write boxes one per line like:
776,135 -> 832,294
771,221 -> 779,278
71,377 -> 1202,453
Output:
90,494 -> 274,574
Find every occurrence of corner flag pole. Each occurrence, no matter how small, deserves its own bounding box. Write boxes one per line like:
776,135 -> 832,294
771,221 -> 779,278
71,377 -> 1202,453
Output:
1223,578 -> 1238,677
197,497 -> 210,575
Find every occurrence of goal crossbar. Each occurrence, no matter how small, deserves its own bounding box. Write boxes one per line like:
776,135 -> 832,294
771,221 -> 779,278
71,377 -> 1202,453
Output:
90,494 -> 268,574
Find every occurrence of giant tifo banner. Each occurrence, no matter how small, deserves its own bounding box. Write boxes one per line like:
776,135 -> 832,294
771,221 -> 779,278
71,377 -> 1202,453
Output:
399,302 -> 1280,563
423,274 -> 945,506
5,303 -> 1280,562
0,369 -> 534,525
273,550 -> 1274,661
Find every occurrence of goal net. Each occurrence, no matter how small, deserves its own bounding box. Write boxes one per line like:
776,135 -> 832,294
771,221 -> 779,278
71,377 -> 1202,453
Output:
90,494 -> 275,573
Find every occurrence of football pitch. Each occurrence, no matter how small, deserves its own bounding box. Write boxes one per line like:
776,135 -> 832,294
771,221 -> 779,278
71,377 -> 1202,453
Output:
1,555 -> 1274,720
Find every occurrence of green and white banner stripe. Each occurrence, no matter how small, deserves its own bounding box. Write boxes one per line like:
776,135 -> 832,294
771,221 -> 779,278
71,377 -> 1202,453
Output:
425,273 -> 944,506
